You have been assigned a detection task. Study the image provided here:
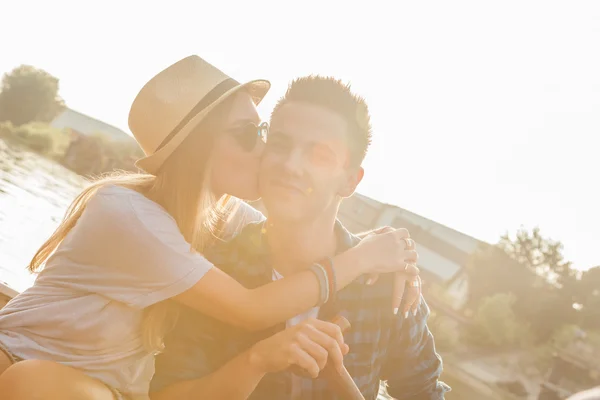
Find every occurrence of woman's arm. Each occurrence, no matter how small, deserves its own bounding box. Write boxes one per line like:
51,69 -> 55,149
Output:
173,247 -> 366,330
173,228 -> 417,331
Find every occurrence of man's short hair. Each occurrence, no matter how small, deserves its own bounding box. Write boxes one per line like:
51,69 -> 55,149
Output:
271,76 -> 372,166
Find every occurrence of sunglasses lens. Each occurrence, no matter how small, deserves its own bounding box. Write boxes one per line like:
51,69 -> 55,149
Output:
258,123 -> 268,144
235,123 -> 268,152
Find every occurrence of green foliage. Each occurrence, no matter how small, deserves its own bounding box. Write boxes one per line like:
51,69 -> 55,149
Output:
0,65 -> 65,126
466,245 -> 537,308
62,132 -> 143,177
578,266 -> 600,330
465,227 -> 586,343
0,63 -> 142,176
469,293 -> 533,348
499,227 -> 576,285
0,121 -> 70,157
0,120 -> 142,176
427,310 -> 460,352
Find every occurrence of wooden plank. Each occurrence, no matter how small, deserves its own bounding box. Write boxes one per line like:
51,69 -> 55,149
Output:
0,282 -> 17,308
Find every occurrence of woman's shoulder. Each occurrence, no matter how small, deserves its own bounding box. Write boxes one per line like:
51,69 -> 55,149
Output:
69,185 -> 188,263
88,185 -> 176,230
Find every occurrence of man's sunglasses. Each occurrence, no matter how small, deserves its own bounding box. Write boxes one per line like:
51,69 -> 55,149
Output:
225,122 -> 269,152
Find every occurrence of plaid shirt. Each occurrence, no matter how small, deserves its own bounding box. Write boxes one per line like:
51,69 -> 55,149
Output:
152,221 -> 449,400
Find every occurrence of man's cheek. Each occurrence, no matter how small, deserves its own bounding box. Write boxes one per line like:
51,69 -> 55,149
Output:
259,157 -> 277,178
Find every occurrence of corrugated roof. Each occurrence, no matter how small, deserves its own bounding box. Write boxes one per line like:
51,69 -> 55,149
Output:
349,193 -> 485,253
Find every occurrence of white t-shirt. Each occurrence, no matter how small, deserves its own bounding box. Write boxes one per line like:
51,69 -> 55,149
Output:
0,185 -> 263,399
272,269 -> 319,399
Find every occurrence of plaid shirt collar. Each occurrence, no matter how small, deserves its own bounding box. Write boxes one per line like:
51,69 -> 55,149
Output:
226,218 -> 365,283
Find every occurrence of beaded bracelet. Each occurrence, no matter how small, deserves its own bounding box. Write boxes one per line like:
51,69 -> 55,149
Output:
309,264 -> 329,306
319,256 -> 337,306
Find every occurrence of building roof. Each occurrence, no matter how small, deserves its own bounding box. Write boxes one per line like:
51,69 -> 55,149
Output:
51,108 -> 133,142
417,243 -> 463,281
352,192 -> 485,254
342,193 -> 488,282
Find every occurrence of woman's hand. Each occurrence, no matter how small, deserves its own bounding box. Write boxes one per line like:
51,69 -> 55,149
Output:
248,318 -> 349,378
352,227 -> 419,275
355,226 -> 421,316
392,274 -> 422,317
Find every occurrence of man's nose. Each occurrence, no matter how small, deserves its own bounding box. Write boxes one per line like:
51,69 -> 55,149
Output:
282,148 -> 305,176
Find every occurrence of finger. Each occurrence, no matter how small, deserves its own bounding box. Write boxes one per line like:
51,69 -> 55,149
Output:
373,226 -> 394,234
366,273 -> 379,285
296,333 -> 328,371
402,262 -> 420,276
403,277 -> 421,318
392,272 -> 406,315
411,276 -> 423,317
393,228 -> 410,240
403,238 -> 416,250
303,323 -> 345,372
342,343 -> 349,355
306,319 -> 345,349
289,343 -> 321,378
404,250 -> 419,263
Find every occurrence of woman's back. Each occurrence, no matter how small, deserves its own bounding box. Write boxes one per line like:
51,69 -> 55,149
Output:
0,185 -> 215,396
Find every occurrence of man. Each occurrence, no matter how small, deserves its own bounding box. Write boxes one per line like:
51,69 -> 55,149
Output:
151,76 -> 449,399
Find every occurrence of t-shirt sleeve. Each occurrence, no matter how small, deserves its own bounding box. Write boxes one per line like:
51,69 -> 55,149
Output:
220,199 -> 265,240
49,188 -> 213,309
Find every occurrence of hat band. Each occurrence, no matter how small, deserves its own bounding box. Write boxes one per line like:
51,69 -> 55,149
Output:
156,77 -> 240,151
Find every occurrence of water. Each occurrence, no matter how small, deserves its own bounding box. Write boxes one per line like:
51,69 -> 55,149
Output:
0,139 -> 86,291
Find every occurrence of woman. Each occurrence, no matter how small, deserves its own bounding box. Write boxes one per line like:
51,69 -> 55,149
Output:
0,56 -> 420,400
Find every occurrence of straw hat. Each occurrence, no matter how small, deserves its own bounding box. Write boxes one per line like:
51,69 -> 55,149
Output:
129,55 -> 270,174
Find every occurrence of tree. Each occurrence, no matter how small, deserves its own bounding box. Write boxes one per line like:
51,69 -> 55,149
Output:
499,227 -> 576,286
0,65 -> 65,126
466,227 -> 580,342
465,244 -> 538,309
62,132 -> 143,176
470,293 -> 532,347
578,266 -> 600,330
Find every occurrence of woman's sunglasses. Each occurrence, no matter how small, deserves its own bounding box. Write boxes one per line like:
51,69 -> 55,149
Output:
225,122 -> 269,152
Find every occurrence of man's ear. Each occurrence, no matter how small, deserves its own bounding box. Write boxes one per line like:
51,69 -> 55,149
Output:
338,166 -> 364,198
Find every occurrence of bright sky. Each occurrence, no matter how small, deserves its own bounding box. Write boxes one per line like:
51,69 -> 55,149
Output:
1,0 -> 599,271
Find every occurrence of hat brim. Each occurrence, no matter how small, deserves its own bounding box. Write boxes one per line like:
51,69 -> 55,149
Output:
135,79 -> 270,175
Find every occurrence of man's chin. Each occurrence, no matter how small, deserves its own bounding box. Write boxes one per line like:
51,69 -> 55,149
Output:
262,198 -> 302,220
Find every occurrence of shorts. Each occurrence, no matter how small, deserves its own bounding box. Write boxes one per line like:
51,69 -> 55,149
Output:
0,340 -> 130,400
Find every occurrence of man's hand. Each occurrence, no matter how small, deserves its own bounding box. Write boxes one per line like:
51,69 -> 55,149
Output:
248,318 -> 349,378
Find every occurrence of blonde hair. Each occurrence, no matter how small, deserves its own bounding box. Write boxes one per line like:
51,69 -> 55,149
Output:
28,98 -> 236,353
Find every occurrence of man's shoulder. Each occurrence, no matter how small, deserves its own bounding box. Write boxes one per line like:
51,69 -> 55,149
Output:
334,219 -> 362,251
206,220 -> 266,263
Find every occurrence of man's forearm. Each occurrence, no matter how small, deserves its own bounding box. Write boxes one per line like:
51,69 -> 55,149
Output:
151,349 -> 266,400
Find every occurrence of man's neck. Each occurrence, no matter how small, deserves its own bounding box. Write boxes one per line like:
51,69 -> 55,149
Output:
265,213 -> 338,277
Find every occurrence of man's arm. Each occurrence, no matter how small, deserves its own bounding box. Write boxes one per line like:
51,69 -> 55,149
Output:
151,318 -> 348,400
380,297 -> 451,399
150,349 -> 265,400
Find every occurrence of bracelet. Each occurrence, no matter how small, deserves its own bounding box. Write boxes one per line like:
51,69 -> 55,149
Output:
318,257 -> 337,307
309,264 -> 329,306
317,263 -> 330,304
